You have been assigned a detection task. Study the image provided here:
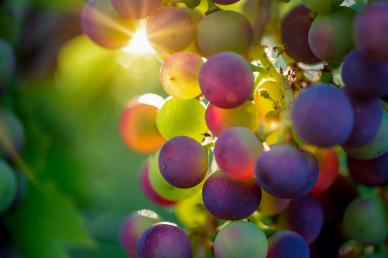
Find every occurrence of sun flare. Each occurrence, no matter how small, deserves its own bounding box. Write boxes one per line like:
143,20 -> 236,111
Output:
122,27 -> 154,54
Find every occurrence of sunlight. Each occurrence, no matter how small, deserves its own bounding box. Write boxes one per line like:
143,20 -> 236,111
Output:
122,27 -> 154,54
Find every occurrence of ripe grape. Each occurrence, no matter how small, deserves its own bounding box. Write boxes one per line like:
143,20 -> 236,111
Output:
282,14 -> 319,64
160,52 -> 203,100
213,0 -> 240,4
146,7 -> 194,54
0,110 -> 25,159
281,5 -> 310,30
202,170 -> 261,220
291,84 -> 354,147
343,98 -> 383,148
311,149 -> 339,193
119,210 -> 161,257
0,39 -> 15,92
81,0 -> 135,49
296,151 -> 319,197
139,160 -> 176,206
196,11 -> 253,57
302,0 -> 343,13
267,231 -> 309,258
255,145 -> 311,199
214,127 -> 262,180
214,221 -> 268,258
254,80 -> 283,124
355,2 -> 388,61
206,101 -> 259,136
120,96 -> 165,153
344,112 -> 388,160
156,98 -> 207,141
158,136 -> 208,188
347,151 -> 388,186
258,190 -> 290,216
342,49 -> 388,99
136,223 -> 192,258
277,196 -> 324,244
199,52 -> 253,108
343,196 -> 387,244
111,0 -> 160,20
308,7 -> 356,63
0,160 -> 17,214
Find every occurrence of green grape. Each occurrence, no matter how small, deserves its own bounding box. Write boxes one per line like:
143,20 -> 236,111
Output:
0,160 -> 17,214
148,152 -> 202,201
175,192 -> 208,228
157,98 -> 208,141
302,0 -> 343,13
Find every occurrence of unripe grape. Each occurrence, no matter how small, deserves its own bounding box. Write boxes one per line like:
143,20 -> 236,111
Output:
302,0 -> 343,13
111,0 -> 161,20
0,160 -> 17,214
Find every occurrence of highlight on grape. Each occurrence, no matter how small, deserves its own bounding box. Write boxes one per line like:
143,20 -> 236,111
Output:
78,0 -> 388,257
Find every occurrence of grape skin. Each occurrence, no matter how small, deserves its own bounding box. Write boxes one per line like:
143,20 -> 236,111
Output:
0,110 -> 25,160
258,190 -> 290,216
302,0 -> 343,13
0,39 -> 15,92
0,160 -> 17,214
111,0 -> 161,20
311,149 -> 339,194
267,231 -> 309,258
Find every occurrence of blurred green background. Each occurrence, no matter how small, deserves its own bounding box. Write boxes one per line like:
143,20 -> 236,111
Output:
0,0 -> 176,257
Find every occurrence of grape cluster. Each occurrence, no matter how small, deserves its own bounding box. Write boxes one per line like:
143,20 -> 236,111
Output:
80,0 -> 388,257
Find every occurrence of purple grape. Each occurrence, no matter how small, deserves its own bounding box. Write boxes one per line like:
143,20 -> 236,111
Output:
202,171 -> 261,220
296,151 -> 319,197
214,127 -> 262,181
291,84 -> 354,147
255,145 -> 311,199
137,223 -> 192,258
355,3 -> 388,61
119,210 -> 161,257
267,231 -> 309,258
277,196 -> 324,244
343,98 -> 384,148
111,0 -> 161,20
342,49 -> 388,99
213,0 -> 240,4
199,52 -> 253,108
158,136 -> 208,188
347,151 -> 388,186
281,5 -> 310,31
282,14 -> 319,64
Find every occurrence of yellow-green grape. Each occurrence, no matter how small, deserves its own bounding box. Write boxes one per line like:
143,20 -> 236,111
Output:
148,152 -> 202,201
157,98 -> 208,141
175,192 -> 208,228
254,81 -> 284,125
258,190 -> 290,216
160,52 -> 204,100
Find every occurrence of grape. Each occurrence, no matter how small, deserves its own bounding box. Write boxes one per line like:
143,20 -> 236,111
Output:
291,84 -> 354,147
342,49 -> 388,99
81,0 -> 136,49
302,0 -> 343,13
258,190 -> 290,216
343,196 -> 387,244
344,112 -> 388,160
136,223 -> 192,258
312,175 -> 357,223
277,196 -> 324,244
182,0 -> 201,9
160,52 -> 204,100
347,151 -> 388,186
158,136 -> 208,188
267,231 -> 309,258
296,151 -> 319,197
282,14 -> 319,64
202,170 -> 261,220
311,149 -> 339,193
139,160 -> 176,206
214,221 -> 268,258
308,7 -> 356,63
281,5 -> 310,30
175,192 -> 208,228
149,152 -> 201,201
343,98 -> 384,148
199,52 -> 253,108
255,145 -> 311,199
254,80 -> 283,124
196,11 -> 253,57
214,127 -> 262,180
120,96 -> 165,153
146,7 -> 194,54
0,110 -> 25,160
355,2 -> 388,61
206,101 -> 259,136
0,39 -> 15,93
119,210 -> 161,257
156,98 -> 207,142
0,160 -> 17,214
213,0 -> 240,4
111,0 -> 161,20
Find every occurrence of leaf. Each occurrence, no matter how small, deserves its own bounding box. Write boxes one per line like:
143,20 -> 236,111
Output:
4,184 -> 95,258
